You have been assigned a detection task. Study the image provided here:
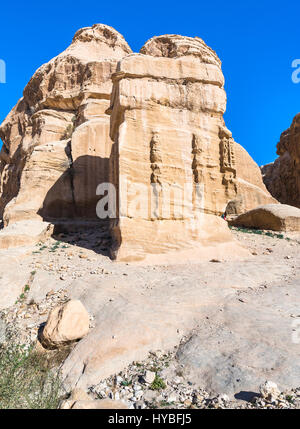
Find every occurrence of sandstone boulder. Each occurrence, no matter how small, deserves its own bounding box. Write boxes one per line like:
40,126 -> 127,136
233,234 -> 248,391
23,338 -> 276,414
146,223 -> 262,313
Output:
41,300 -> 89,349
231,204 -> 300,231
261,113 -> 300,208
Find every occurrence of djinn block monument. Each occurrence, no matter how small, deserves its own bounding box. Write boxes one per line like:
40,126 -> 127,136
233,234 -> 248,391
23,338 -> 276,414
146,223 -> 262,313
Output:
0,26 -> 276,261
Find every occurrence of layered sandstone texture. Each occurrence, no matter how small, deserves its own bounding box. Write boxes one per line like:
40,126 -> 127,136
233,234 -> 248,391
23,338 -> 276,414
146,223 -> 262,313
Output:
108,35 -> 275,261
0,27 -> 275,259
261,113 -> 300,208
231,204 -> 300,232
0,24 -> 132,227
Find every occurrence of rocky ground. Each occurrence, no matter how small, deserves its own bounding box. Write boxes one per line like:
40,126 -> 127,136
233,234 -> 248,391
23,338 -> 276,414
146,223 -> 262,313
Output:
89,349 -> 300,409
0,225 -> 299,409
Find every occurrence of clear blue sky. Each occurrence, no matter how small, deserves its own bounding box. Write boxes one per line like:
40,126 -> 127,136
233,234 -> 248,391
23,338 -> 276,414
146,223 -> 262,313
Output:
0,0 -> 299,166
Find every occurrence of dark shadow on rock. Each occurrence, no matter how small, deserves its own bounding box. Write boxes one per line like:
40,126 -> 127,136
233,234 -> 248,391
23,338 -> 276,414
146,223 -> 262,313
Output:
234,390 -> 259,402
37,322 -> 46,344
38,152 -> 120,257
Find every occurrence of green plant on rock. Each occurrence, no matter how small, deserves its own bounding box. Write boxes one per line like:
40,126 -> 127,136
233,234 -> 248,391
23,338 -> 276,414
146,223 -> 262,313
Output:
61,124 -> 74,140
160,400 -> 174,407
150,375 -> 166,391
0,342 -> 62,409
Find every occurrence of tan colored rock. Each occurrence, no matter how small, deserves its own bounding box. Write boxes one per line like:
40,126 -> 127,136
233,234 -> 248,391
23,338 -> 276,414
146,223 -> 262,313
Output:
143,370 -> 156,384
60,399 -> 76,409
233,142 -> 277,212
231,204 -> 300,231
259,381 -> 280,401
41,300 -> 89,348
261,113 -> 300,208
59,388 -> 91,408
108,35 -> 275,261
0,220 -> 53,249
70,388 -> 90,401
0,251 -> 32,309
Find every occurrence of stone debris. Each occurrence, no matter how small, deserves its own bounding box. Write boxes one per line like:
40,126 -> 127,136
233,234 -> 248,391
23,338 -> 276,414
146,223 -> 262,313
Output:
0,287 -> 70,346
89,350 -> 300,409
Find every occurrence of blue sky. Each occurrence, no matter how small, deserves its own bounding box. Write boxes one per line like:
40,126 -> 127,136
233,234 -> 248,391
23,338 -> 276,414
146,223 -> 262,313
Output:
0,0 -> 299,166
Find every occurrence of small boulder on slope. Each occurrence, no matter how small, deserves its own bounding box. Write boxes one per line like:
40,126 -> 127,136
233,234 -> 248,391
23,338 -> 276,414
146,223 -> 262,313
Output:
41,300 -> 89,349
230,204 -> 300,232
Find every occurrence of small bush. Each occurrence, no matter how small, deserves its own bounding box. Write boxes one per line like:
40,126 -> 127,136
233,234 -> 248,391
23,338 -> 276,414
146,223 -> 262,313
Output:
0,342 -> 62,409
150,375 -> 166,391
61,124 -> 74,140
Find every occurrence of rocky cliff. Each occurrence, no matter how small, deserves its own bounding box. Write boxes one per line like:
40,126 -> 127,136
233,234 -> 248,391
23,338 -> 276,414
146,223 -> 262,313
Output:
261,113 -> 300,208
0,25 -> 275,260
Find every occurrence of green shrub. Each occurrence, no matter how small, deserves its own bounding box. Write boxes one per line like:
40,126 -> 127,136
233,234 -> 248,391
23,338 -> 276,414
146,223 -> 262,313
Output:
0,342 -> 62,409
150,375 -> 166,391
61,124 -> 74,140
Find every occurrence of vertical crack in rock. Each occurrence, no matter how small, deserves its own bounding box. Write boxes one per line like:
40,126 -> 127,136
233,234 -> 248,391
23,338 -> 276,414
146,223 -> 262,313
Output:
150,132 -> 162,185
65,140 -> 77,216
192,133 -> 202,185
219,127 -> 237,197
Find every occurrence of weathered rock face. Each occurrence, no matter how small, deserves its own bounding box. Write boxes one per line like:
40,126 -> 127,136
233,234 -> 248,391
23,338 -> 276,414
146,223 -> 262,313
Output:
0,24 -> 132,225
261,113 -> 300,208
0,28 -> 275,260
108,35 -> 276,261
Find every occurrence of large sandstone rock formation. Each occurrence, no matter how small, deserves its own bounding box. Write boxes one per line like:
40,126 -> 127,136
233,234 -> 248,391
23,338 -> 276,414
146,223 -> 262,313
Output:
108,35 -> 276,261
0,26 -> 275,260
261,113 -> 300,208
0,24 -> 132,225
